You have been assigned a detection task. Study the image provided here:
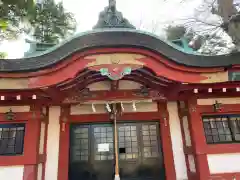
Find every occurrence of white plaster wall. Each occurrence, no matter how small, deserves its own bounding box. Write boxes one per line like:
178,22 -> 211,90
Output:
167,102 -> 188,180
70,104 -> 107,115
44,106 -> 61,180
86,80 -> 142,91
188,155 -> 196,173
87,81 -> 111,91
118,80 -> 141,90
0,166 -> 24,180
182,116 -> 192,147
122,102 -> 158,112
70,102 -> 157,115
39,122 -> 46,154
37,163 -> 43,180
0,106 -> 30,113
197,97 -> 240,105
207,153 -> 240,174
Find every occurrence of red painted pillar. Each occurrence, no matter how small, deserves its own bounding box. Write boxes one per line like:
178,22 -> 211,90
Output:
41,107 -> 49,180
158,102 -> 176,180
177,101 -> 194,180
58,106 -> 70,180
187,99 -> 210,180
23,165 -> 38,180
23,106 -> 43,180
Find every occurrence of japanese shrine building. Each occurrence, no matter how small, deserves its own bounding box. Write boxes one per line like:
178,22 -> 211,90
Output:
1,2 -> 240,180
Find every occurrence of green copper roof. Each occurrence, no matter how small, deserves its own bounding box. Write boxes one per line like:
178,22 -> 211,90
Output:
0,29 -> 239,72
22,28 -> 200,58
171,38 -> 198,54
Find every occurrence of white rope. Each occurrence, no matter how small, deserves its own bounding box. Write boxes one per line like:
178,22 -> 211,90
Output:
132,102 -> 137,111
106,103 -> 111,112
91,103 -> 96,112
120,102 -> 124,112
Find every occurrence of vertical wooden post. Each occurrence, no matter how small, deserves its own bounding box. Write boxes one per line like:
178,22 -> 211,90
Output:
158,102 -> 177,180
187,98 -> 210,180
58,106 -> 70,180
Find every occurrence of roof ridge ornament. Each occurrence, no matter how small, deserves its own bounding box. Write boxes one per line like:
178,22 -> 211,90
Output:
93,0 -> 136,29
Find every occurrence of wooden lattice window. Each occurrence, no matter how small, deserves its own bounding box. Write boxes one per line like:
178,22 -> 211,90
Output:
202,115 -> 240,144
0,124 -> 25,155
141,124 -> 159,158
71,126 -> 89,161
118,125 -> 138,160
94,126 -> 114,161
229,72 -> 240,81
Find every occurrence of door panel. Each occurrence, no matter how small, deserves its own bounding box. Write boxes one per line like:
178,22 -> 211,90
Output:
69,125 -> 92,180
118,124 -> 140,179
118,122 -> 165,180
69,124 -> 114,180
140,123 -> 165,179
91,125 -> 114,180
69,122 -> 165,180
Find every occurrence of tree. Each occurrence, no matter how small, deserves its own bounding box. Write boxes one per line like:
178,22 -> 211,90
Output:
165,25 -> 234,55
0,52 -> 7,59
210,0 -> 240,50
0,0 -> 35,41
184,0 -> 240,51
29,0 -> 76,43
1,0 -> 34,11
164,0 -> 240,52
0,4 -> 26,41
166,25 -> 186,41
197,33 -> 235,55
0,0 -> 76,43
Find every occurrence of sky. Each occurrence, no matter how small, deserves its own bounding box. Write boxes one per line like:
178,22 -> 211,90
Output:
60,0 -> 203,32
0,0 -> 206,58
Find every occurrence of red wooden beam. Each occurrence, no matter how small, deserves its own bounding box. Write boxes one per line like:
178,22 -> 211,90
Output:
61,89 -> 167,104
178,91 -> 240,100
0,111 -> 42,122
0,89 -> 48,97
56,70 -> 171,91
1,88 -> 240,105
180,81 -> 240,91
0,48 -> 223,78
69,112 -> 161,123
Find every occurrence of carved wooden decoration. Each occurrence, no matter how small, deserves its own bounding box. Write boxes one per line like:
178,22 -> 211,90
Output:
62,88 -> 96,103
85,53 -> 144,80
133,86 -> 166,100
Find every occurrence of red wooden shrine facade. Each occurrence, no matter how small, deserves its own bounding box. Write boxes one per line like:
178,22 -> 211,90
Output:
0,5 -> 240,179
0,45 -> 239,180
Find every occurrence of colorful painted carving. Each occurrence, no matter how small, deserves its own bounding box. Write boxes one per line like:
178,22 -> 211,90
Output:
85,53 -> 144,80
100,67 -> 131,80
90,64 -> 142,80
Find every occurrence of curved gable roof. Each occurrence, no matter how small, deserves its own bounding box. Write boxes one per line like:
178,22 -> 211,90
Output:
0,29 -> 239,72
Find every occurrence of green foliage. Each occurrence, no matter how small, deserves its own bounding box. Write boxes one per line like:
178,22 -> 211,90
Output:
0,52 -> 7,59
1,0 -> 34,10
166,25 -> 186,41
0,0 -> 76,43
165,24 -> 233,55
0,0 -> 33,41
29,0 -> 77,43
0,20 -> 8,29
